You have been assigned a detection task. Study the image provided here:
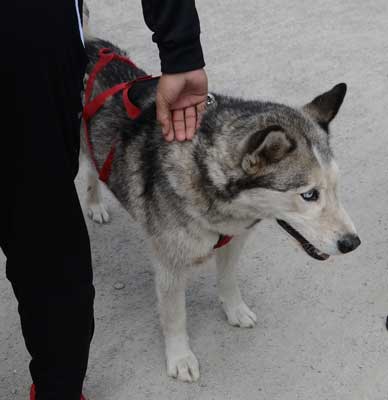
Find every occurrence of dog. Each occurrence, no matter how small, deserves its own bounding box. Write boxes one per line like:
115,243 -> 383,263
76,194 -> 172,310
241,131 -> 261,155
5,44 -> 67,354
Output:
80,32 -> 360,382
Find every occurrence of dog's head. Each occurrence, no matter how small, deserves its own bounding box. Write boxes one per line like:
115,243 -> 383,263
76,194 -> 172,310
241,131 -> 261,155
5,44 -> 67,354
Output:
215,83 -> 360,260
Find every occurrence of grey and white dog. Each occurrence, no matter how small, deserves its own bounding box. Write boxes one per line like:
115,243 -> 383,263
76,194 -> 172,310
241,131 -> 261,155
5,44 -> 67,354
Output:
81,34 -> 361,382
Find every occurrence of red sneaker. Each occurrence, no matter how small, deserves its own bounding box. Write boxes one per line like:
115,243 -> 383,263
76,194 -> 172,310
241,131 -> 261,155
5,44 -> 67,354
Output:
30,384 -> 86,400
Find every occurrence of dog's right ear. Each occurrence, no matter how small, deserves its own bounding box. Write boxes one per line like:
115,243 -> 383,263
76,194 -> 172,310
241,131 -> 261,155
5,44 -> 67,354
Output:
242,126 -> 294,174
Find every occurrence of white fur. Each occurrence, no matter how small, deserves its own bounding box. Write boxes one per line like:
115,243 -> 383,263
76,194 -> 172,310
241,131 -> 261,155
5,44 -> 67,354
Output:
152,248 -> 200,382
216,232 -> 257,327
80,151 -> 110,224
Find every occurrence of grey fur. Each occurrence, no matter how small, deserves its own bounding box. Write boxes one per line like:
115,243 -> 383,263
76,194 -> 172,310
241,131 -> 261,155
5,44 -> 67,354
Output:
83,39 -> 329,228
81,37 -> 359,382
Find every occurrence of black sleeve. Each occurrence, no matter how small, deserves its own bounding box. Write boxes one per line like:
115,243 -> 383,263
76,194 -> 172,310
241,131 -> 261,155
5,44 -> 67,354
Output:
141,0 -> 205,74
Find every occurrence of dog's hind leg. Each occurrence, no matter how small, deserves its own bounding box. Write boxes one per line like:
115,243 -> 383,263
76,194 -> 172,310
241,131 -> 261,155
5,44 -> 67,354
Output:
216,232 -> 257,328
153,255 -> 200,383
81,152 -> 110,224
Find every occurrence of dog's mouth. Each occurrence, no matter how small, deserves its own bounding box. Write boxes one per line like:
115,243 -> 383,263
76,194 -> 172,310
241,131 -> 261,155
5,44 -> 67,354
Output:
276,220 -> 330,261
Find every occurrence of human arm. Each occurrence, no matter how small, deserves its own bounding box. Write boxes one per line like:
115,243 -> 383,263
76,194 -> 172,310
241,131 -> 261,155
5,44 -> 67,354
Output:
141,0 -> 208,141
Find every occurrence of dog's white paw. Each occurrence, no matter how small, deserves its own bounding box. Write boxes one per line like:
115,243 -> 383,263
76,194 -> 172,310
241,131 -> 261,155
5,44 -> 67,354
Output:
222,301 -> 257,328
87,203 -> 110,224
167,350 -> 200,383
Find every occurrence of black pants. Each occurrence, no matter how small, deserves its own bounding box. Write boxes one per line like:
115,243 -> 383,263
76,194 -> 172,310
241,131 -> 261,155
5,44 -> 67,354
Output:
0,2 -> 94,399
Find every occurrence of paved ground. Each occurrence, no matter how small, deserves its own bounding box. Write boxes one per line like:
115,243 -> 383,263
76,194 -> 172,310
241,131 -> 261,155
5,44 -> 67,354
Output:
1,1 -> 388,399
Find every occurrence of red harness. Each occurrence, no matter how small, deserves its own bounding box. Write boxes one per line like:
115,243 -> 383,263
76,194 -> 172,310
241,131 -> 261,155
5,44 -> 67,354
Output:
83,47 -> 157,182
213,234 -> 233,249
82,48 -> 232,249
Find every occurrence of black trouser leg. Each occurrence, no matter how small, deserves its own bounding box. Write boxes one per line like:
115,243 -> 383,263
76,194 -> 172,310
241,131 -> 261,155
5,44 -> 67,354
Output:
1,1 -> 94,399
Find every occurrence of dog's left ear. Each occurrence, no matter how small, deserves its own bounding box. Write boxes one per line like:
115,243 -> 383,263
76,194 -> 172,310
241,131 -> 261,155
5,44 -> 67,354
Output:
303,83 -> 347,131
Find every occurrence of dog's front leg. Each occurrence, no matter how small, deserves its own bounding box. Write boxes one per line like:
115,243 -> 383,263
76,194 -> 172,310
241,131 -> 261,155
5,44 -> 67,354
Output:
154,260 -> 200,383
216,232 -> 257,328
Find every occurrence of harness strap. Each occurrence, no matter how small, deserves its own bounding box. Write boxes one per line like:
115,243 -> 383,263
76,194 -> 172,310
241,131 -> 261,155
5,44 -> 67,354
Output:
84,48 -> 139,105
83,48 -> 155,182
213,234 -> 233,249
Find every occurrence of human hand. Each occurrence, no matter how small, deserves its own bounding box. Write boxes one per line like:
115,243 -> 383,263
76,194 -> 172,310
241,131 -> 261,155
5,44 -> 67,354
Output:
156,68 -> 208,142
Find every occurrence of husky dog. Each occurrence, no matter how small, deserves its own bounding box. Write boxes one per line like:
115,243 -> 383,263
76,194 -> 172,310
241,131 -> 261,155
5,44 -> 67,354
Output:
81,34 -> 360,382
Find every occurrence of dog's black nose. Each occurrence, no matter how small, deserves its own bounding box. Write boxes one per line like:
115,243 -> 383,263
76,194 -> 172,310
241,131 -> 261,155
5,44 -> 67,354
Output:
337,234 -> 361,254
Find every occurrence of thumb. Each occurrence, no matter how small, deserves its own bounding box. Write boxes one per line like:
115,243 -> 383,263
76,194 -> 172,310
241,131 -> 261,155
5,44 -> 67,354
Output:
156,94 -> 171,136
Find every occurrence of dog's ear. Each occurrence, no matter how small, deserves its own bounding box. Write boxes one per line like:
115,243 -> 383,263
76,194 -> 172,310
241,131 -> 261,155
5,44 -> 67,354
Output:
303,83 -> 347,131
242,126 -> 294,174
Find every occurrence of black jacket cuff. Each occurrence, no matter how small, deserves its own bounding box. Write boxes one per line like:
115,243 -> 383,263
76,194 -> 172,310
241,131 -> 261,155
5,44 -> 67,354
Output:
158,36 -> 205,74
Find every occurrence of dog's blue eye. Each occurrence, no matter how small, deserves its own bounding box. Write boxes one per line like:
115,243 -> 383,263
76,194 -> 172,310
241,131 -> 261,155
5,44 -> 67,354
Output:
301,189 -> 319,201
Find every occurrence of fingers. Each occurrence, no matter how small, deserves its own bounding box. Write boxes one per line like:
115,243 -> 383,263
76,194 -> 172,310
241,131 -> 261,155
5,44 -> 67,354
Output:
164,127 -> 175,142
155,69 -> 208,142
156,92 -> 174,141
156,87 -> 197,142
157,97 -> 206,143
184,106 -> 197,140
171,106 -> 200,142
172,109 -> 186,141
173,100 -> 207,142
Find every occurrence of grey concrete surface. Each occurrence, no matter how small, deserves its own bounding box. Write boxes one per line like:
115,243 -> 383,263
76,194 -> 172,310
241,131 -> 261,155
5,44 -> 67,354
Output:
1,1 -> 388,399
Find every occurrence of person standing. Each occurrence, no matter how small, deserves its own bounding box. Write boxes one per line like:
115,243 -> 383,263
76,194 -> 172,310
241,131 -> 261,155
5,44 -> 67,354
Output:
0,1 -> 207,399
